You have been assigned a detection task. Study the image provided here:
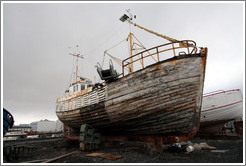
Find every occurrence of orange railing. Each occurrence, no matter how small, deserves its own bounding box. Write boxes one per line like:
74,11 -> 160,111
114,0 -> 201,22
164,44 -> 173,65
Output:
122,40 -> 198,76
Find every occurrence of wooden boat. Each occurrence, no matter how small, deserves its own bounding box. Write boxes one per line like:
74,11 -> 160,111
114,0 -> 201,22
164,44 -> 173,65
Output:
56,11 -> 207,145
199,89 -> 243,136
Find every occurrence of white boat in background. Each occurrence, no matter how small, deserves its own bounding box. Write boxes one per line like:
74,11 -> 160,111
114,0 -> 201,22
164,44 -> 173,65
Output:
201,89 -> 243,124
199,89 -> 243,136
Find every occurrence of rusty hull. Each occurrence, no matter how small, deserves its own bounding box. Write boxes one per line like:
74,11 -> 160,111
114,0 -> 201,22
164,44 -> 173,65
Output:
56,52 -> 207,143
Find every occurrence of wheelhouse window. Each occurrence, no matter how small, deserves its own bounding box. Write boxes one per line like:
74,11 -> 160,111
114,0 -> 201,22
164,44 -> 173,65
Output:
74,85 -> 78,92
81,85 -> 85,90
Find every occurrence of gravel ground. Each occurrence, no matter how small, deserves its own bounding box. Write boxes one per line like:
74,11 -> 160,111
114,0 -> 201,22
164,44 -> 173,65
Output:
3,137 -> 243,163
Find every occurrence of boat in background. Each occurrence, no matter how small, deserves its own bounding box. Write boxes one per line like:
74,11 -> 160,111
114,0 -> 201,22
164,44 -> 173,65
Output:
199,89 -> 243,137
3,108 -> 14,136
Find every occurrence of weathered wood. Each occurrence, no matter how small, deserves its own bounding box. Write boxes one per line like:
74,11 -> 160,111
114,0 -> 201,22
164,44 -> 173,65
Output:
22,158 -> 49,163
56,53 -> 206,141
42,151 -> 79,163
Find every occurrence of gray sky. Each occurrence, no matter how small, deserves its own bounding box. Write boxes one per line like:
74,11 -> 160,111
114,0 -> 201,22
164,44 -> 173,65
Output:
2,2 -> 244,125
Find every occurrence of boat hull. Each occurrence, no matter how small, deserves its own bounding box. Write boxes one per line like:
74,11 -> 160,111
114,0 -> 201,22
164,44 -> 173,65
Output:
57,53 -> 206,139
200,89 -> 243,126
199,89 -> 243,136
3,108 -> 14,136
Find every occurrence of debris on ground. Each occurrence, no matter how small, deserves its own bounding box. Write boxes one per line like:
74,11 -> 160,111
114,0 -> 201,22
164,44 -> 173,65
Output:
210,150 -> 229,153
167,141 -> 217,153
85,152 -> 122,160
3,137 -> 243,163
42,151 -> 79,163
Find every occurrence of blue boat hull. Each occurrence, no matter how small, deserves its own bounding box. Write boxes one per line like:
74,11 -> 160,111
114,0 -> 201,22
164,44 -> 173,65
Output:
3,108 -> 14,136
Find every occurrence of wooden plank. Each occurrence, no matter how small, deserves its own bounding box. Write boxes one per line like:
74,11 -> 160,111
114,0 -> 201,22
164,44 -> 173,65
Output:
42,151 -> 79,163
22,159 -> 49,163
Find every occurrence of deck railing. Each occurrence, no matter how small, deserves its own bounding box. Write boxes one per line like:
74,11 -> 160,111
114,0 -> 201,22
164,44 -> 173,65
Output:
57,86 -> 107,112
122,40 -> 198,76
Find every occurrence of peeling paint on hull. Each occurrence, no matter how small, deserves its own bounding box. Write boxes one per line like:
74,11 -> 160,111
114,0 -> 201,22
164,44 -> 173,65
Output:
56,53 -> 207,139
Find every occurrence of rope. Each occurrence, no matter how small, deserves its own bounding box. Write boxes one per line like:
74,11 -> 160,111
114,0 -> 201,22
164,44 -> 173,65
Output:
105,39 -> 127,52
101,54 -> 105,68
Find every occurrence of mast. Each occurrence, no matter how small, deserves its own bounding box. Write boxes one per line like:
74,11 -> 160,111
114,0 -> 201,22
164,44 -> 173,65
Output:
120,10 -> 135,73
128,26 -> 133,72
69,52 -> 84,83
119,10 -> 181,74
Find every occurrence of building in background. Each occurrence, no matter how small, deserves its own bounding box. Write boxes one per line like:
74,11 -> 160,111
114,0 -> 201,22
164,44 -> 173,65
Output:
9,124 -> 31,132
37,119 -> 56,132
4,120 -> 63,140
55,119 -> 63,132
30,121 -> 38,131
30,119 -> 56,132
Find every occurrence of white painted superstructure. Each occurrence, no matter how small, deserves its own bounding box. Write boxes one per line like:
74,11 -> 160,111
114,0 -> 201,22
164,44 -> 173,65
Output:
201,89 -> 243,124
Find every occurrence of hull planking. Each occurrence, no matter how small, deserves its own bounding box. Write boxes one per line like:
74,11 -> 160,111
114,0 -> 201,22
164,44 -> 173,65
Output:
56,53 -> 207,140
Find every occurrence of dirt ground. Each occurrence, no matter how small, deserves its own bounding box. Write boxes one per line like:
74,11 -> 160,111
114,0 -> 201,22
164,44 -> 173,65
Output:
3,136 -> 243,163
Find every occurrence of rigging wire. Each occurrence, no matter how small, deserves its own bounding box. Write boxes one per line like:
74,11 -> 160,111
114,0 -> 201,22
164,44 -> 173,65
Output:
86,23 -> 126,56
77,59 -> 83,79
101,38 -> 126,68
66,56 -> 76,90
104,39 -> 127,52
101,54 -> 105,68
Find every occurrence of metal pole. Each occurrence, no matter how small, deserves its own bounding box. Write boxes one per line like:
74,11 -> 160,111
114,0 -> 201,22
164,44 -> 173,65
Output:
129,18 -> 134,73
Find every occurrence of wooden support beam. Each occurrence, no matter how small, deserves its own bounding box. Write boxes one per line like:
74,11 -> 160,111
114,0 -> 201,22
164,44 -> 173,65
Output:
42,151 -> 79,163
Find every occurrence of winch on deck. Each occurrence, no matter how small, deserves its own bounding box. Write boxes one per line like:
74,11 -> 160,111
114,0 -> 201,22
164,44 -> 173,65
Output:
96,60 -> 118,81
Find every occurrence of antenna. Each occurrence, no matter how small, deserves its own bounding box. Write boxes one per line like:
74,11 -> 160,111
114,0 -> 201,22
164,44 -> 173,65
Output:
69,53 -> 84,59
119,14 -> 129,22
119,9 -> 136,23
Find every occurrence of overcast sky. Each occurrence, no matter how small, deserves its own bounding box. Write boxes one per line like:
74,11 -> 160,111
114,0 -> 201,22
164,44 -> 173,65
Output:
2,2 -> 244,125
